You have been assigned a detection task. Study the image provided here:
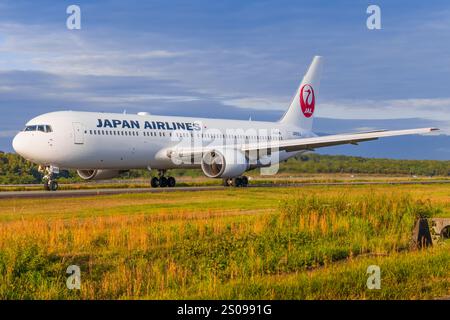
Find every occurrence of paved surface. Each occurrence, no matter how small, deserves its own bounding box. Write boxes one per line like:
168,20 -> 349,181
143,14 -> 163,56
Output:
0,180 -> 449,199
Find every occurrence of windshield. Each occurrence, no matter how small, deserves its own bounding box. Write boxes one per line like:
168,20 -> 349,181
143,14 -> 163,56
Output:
23,125 -> 52,133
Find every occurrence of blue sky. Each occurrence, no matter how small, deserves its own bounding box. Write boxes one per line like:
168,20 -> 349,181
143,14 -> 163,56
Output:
0,0 -> 449,159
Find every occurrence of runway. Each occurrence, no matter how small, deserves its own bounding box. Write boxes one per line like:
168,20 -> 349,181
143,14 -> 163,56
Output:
0,180 -> 449,199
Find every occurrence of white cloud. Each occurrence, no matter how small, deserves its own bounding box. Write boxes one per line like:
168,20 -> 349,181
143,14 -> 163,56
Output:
222,97 -> 288,110
317,98 -> 450,122
0,23 -> 187,77
131,50 -> 187,59
222,96 -> 450,121
318,98 -> 450,134
84,94 -> 201,105
222,96 -> 450,134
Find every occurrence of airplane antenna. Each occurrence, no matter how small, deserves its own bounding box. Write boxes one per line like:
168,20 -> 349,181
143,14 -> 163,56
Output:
123,109 -> 127,114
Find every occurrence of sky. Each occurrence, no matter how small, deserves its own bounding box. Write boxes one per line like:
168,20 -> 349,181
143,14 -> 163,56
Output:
0,0 -> 449,159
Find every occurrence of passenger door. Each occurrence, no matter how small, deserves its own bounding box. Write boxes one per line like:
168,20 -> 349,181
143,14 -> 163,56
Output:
72,122 -> 84,144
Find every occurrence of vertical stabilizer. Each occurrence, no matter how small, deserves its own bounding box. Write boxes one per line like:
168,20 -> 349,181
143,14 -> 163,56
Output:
279,56 -> 323,131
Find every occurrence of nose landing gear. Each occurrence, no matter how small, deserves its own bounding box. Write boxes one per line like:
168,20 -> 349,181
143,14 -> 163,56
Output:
150,170 -> 176,188
45,180 -> 59,191
40,166 -> 59,191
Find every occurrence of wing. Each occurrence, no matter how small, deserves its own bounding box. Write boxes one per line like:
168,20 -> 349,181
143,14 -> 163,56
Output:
243,127 -> 439,153
163,127 -> 438,159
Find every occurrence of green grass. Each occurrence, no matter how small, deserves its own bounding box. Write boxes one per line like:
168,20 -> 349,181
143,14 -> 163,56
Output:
207,246 -> 450,299
0,184 -> 448,299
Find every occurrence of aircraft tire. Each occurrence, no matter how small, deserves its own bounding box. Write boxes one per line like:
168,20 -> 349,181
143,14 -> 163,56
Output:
159,176 -> 168,188
48,180 -> 58,191
150,177 -> 160,188
167,176 -> 176,187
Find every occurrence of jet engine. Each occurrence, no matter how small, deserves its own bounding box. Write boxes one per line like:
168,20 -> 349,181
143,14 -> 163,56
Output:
201,149 -> 249,178
77,169 -> 124,181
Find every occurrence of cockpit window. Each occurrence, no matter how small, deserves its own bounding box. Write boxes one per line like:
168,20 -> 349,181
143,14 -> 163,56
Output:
24,125 -> 37,132
23,125 -> 52,133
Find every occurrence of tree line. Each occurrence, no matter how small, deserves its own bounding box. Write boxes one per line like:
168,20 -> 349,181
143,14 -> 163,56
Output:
0,152 -> 448,184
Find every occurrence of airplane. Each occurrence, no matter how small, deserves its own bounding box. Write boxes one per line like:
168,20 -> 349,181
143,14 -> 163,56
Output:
12,56 -> 438,191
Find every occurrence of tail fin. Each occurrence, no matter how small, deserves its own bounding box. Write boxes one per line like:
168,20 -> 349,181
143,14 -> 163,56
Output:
279,56 -> 323,131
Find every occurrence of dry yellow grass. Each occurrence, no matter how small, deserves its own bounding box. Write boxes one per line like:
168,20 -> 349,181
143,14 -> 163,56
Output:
0,184 -> 448,299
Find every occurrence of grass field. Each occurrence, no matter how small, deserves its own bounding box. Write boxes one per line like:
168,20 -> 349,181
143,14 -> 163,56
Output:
0,173 -> 449,192
0,183 -> 449,299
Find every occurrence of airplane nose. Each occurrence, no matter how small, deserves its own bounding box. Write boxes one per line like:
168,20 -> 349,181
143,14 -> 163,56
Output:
12,133 -> 25,156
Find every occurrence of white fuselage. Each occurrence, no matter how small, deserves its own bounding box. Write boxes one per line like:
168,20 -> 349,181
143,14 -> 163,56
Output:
12,111 -> 313,171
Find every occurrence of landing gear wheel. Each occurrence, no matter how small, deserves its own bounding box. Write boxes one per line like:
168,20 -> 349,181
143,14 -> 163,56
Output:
233,177 -> 243,187
231,176 -> 249,187
41,166 -> 59,191
48,180 -> 58,191
159,176 -> 168,188
150,177 -> 160,188
167,176 -> 176,188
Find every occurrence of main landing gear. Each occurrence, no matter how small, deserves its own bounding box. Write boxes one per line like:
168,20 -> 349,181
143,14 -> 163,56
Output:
40,166 -> 59,191
151,170 -> 176,188
223,176 -> 249,187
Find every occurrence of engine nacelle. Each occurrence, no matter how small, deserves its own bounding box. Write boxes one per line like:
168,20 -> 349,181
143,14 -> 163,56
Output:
201,149 -> 249,178
77,169 -> 123,181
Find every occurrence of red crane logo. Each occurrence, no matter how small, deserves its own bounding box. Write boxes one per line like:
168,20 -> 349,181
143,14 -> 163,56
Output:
300,84 -> 315,118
